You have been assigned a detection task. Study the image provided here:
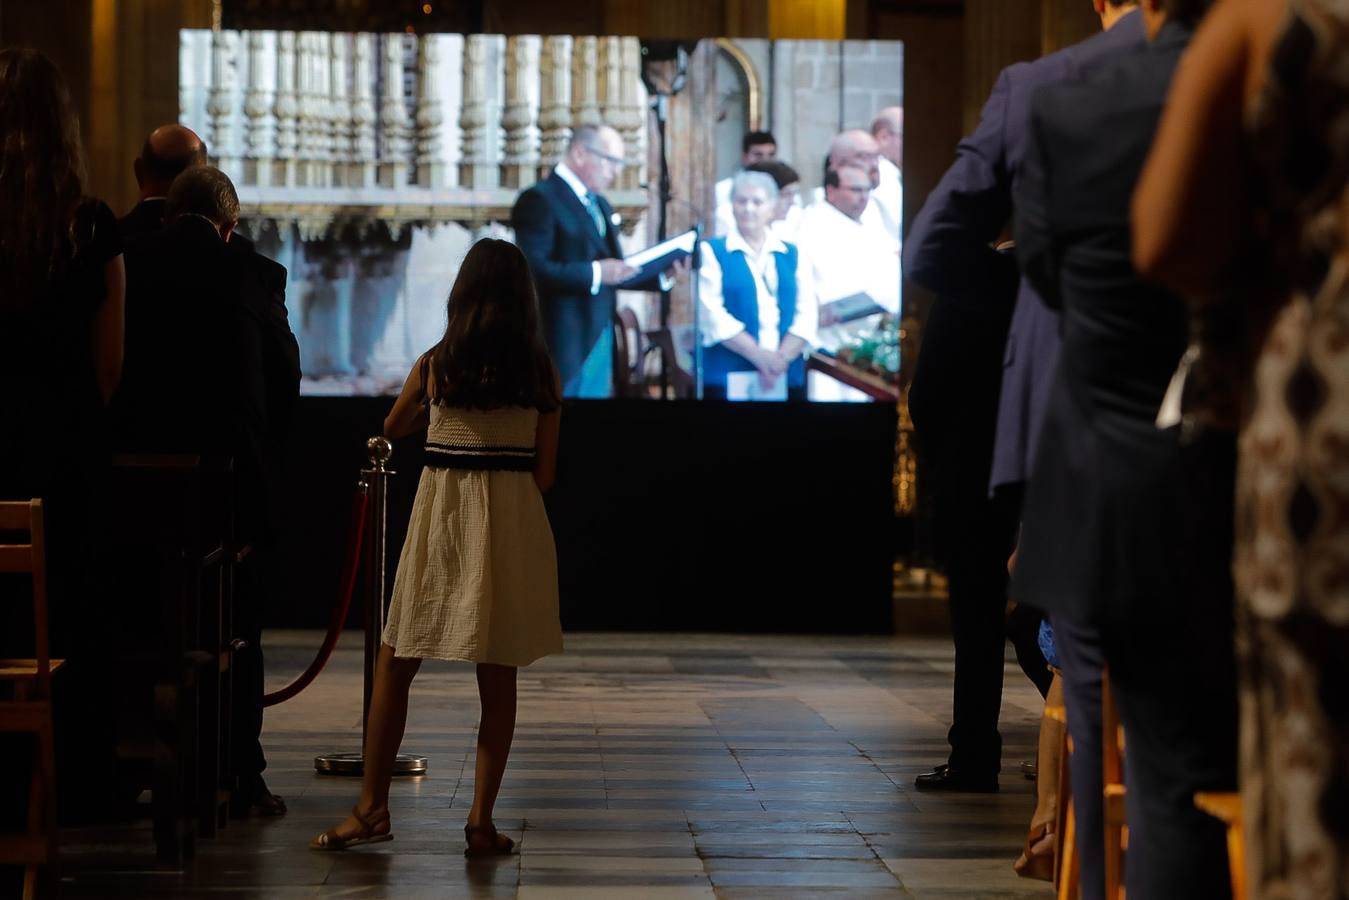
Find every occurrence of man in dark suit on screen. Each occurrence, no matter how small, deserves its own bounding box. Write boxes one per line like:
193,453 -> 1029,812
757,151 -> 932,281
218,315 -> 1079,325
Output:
511,124 -> 669,397
904,0 -> 1144,792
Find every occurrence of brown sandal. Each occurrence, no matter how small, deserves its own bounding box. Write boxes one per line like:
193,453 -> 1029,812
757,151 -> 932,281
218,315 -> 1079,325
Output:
309,805 -> 395,851
464,823 -> 515,857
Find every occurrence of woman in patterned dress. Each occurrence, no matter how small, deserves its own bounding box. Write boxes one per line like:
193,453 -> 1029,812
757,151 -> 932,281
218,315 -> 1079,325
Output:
1134,0 -> 1349,895
312,238 -> 563,858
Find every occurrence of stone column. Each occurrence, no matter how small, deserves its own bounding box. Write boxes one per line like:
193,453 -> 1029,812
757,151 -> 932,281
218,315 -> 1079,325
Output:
311,32 -> 334,187
415,34 -> 446,188
602,37 -> 645,190
349,33 -> 377,188
272,31 -> 299,187
207,29 -> 242,180
458,34 -> 493,189
500,35 -> 539,189
329,33 -> 352,186
377,33 -> 411,188
571,36 -> 601,129
537,35 -> 573,179
295,32 -> 318,184
243,32 -> 275,187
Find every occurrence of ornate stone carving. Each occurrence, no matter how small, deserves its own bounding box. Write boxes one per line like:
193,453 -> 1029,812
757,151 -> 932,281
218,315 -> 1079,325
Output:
571,36 -> 601,129
272,31 -> 299,187
377,33 -> 411,189
537,35 -> 573,178
309,32 -> 334,187
243,31 -> 275,186
501,35 -> 539,189
458,34 -> 492,189
207,30 -> 242,179
328,33 -> 352,186
415,35 -> 445,188
600,37 -> 644,190
294,32 -> 319,184
349,33 -> 377,188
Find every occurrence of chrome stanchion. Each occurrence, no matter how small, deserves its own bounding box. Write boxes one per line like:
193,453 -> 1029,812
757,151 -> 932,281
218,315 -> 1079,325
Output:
315,437 -> 428,776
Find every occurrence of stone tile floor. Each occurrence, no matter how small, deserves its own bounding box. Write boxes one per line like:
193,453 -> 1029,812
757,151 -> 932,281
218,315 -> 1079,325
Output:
55,631 -> 1054,898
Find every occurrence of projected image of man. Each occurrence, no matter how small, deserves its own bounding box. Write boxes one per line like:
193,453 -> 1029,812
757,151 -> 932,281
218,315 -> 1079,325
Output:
796,163 -> 901,402
511,125 -> 667,398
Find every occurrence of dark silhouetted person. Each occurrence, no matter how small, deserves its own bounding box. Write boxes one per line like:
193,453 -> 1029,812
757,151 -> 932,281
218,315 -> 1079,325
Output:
119,166 -> 300,816
1013,0 -> 1233,896
120,124 -> 209,241
904,0 -> 1144,792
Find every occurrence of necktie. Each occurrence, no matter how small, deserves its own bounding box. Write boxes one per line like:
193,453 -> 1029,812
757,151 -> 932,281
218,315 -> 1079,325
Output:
584,192 -> 607,238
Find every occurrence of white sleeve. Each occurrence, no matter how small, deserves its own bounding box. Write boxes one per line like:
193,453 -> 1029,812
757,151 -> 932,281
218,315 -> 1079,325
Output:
697,243 -> 749,347
871,235 -> 902,314
786,245 -> 819,349
590,261 -> 602,295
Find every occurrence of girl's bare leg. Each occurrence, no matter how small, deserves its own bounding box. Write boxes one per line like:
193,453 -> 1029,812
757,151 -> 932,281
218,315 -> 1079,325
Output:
327,643 -> 421,838
467,663 -> 518,831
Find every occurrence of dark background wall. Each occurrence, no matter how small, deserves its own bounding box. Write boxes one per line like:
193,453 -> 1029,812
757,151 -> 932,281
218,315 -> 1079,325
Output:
278,399 -> 898,632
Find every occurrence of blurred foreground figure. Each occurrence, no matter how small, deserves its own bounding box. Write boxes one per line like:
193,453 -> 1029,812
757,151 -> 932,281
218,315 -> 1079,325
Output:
1133,0 -> 1349,895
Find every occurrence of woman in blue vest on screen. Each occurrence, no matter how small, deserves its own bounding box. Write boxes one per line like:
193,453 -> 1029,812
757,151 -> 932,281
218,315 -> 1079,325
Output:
697,170 -> 818,401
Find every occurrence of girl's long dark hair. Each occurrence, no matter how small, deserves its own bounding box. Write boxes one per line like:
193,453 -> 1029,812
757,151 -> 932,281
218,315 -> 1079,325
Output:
0,49 -> 87,309
427,238 -> 561,412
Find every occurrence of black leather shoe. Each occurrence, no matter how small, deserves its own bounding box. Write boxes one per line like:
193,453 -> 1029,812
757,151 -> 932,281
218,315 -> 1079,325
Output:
914,765 -> 999,792
235,776 -> 288,817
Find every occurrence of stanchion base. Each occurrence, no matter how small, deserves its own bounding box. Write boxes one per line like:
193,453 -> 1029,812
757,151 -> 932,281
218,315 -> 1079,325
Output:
314,752 -> 428,777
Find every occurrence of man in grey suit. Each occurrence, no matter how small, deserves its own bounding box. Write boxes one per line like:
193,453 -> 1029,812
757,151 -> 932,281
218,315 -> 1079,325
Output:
904,0 -> 1144,792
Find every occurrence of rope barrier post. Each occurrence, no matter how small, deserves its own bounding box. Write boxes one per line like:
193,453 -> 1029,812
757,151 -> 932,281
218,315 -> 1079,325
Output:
314,438 -> 428,777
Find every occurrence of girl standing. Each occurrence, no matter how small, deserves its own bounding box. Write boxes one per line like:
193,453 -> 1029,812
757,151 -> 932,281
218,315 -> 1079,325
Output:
311,238 -> 562,857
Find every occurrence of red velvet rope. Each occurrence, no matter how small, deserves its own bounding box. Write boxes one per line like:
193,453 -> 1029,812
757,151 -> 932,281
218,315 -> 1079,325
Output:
263,484 -> 370,707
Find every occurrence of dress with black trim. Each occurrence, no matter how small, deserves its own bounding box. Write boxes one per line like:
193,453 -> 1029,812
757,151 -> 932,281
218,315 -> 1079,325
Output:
382,404 -> 562,667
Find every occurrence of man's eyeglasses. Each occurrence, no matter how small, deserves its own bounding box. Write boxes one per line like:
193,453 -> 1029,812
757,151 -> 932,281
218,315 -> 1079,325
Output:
583,144 -> 626,169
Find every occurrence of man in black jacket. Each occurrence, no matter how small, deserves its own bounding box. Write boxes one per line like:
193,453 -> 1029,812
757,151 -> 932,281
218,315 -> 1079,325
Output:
1011,0 -> 1232,896
120,124 -> 209,241
119,166 -> 300,817
511,124 -> 670,397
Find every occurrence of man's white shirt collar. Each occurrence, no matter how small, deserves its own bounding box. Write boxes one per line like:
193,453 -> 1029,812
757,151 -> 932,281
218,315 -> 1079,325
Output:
555,162 -> 590,204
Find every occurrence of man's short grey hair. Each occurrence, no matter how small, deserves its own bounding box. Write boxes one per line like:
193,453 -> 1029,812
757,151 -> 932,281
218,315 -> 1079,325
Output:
165,165 -> 240,226
568,124 -> 603,151
730,170 -> 779,201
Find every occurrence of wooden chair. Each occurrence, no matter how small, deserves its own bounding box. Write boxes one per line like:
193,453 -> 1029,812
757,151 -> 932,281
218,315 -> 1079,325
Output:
612,308 -> 696,399
0,499 -> 60,900
1047,684 -> 1078,900
612,308 -> 645,398
1195,792 -> 1245,900
1103,669 -> 1127,900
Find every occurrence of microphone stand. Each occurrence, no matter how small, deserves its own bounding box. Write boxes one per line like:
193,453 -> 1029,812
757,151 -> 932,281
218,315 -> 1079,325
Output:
651,92 -> 674,399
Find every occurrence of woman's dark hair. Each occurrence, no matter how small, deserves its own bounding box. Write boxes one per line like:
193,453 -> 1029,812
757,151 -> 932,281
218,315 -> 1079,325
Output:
0,48 -> 87,309
427,238 -> 561,412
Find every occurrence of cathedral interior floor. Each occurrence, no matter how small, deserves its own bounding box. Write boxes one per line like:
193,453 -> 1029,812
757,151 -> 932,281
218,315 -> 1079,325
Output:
54,630 -> 1053,899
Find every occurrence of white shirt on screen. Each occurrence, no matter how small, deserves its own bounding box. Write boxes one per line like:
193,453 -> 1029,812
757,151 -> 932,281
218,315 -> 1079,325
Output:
697,228 -> 818,353
554,162 -> 604,296
875,157 -> 903,242
795,199 -> 901,402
